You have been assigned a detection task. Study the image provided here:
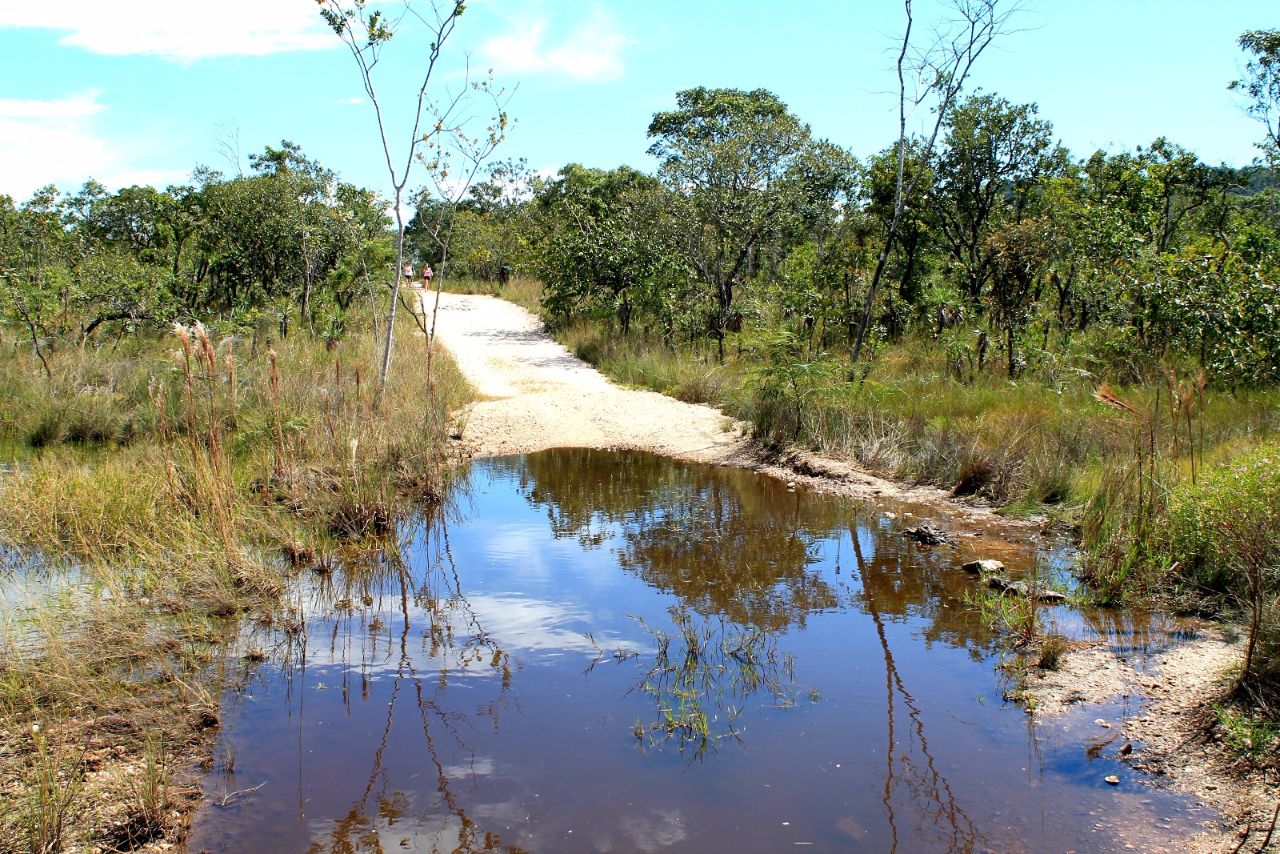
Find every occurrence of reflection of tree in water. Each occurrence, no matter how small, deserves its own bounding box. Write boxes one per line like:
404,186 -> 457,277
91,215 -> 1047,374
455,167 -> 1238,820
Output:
505,449 -> 844,631
290,514 -> 526,854
846,518 -> 1000,660
850,517 -> 983,853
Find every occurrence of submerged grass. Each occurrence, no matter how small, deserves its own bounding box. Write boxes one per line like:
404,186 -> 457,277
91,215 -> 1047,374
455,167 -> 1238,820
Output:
0,308 -> 470,850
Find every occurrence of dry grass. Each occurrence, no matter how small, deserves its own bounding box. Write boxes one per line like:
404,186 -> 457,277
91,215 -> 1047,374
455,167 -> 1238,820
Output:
0,307 -> 470,850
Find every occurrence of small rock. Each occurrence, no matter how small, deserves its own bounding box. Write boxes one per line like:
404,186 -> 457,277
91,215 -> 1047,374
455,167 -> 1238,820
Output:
987,577 -> 1030,597
903,524 -> 950,546
983,575 -> 1068,603
961,559 -> 1005,575
1104,775 -> 1120,785
786,482 -> 796,491
1119,742 -> 1133,756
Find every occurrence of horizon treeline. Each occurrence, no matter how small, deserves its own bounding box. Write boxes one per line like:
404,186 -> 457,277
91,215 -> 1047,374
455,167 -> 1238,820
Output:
3,76 -> 1279,386
1,140 -> 394,353
434,85 -> 1280,386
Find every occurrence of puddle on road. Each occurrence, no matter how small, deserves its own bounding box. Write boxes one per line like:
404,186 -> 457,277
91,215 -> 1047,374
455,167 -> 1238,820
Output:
187,449 -> 1215,853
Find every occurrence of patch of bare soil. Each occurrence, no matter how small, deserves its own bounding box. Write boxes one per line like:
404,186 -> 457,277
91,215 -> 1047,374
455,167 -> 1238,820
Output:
0,711 -> 211,853
1030,625 -> 1280,852
422,291 -> 747,464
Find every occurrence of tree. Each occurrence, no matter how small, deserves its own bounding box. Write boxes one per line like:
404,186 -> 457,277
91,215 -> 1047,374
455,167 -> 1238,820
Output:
1232,30 -> 1280,159
985,217 -> 1051,376
647,87 -> 821,357
865,141 -> 933,309
1080,140 -> 1224,255
929,93 -> 1059,306
535,164 -> 685,335
850,0 -> 1018,363
0,189 -> 76,378
317,0 -> 506,391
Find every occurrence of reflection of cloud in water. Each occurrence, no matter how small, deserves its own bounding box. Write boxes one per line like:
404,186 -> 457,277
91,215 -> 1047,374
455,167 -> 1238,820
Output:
481,524 -> 555,578
296,589 -> 646,693
468,594 -> 613,656
442,756 -> 496,779
307,810 -> 471,853
472,798 -> 529,825
610,809 -> 687,852
304,782 -> 529,853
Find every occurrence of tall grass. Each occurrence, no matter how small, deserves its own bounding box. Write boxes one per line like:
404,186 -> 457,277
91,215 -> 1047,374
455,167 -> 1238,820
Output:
558,319 -> 1277,512
0,306 -> 470,849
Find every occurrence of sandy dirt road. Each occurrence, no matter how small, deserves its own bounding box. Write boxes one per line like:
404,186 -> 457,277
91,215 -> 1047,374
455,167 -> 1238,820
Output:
423,291 -> 749,462
420,289 -> 1026,513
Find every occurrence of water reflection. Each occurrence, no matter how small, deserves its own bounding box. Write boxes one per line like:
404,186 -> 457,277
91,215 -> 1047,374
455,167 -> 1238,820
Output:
506,450 -> 844,631
218,525 -> 524,853
189,449 -> 1212,853
850,519 -> 980,852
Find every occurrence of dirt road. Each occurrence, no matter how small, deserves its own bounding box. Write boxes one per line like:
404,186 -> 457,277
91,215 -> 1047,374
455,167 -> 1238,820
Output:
421,290 -> 1024,511
424,291 -> 748,462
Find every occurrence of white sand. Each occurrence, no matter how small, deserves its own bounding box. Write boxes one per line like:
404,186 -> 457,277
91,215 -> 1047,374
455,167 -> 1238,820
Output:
423,291 -> 749,462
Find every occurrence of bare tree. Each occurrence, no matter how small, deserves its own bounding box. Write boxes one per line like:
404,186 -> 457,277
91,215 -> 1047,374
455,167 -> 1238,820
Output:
416,98 -> 509,377
850,0 -> 1019,364
213,121 -> 244,178
1232,30 -> 1280,158
318,1 -> 505,391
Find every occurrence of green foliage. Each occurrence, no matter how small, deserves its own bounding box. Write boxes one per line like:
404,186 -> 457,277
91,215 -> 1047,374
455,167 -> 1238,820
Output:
647,87 -> 856,352
930,92 -> 1063,305
1168,441 -> 1280,692
1214,702 -> 1280,761
0,143 -> 391,358
1232,29 -> 1280,159
1168,441 -> 1280,594
534,164 -> 690,334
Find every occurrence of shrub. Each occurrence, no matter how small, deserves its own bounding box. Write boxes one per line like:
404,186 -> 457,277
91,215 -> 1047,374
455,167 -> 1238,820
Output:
1168,441 -> 1280,595
1169,441 -> 1280,691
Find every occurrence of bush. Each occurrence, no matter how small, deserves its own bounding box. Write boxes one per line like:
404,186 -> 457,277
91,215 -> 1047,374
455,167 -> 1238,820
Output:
1168,441 -> 1280,595
1169,441 -> 1280,693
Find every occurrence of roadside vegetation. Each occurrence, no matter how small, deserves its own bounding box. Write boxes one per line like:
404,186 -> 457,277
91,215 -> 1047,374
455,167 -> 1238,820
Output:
431,28 -> 1280,753
0,143 -> 469,849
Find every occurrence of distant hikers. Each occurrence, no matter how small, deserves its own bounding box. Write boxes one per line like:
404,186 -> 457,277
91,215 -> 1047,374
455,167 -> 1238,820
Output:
423,262 -> 434,284
402,259 -> 414,282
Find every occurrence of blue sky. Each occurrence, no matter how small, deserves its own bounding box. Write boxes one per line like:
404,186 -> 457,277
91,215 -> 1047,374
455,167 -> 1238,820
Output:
0,0 -> 1274,202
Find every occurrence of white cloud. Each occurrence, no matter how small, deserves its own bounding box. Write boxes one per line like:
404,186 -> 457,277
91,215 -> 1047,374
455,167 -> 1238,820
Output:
0,1 -> 334,62
0,92 -> 186,200
0,91 -> 104,119
336,96 -> 365,106
479,9 -> 629,82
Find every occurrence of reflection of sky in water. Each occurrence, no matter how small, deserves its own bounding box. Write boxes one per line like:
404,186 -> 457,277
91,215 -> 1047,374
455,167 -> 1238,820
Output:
190,450 -> 1217,854
1,555 -> 92,651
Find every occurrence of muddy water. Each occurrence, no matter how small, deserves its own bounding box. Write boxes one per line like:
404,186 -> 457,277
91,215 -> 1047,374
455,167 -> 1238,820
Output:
187,449 -> 1213,853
